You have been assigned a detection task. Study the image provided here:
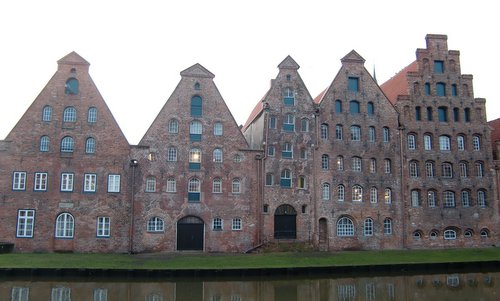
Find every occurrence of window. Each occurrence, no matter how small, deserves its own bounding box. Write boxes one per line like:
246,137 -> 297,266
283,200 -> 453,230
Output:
94,289 -> 108,301
147,217 -> 164,232
298,176 -> 306,189
300,118 -> 309,132
107,174 -> 121,192
368,126 -> 376,142
40,136 -> 50,152
383,127 -> 390,143
430,230 -> 438,239
384,159 -> 391,174
63,107 -> 77,122
233,154 -> 242,163
168,119 -> 179,133
438,107 -> 448,122
434,60 -> 444,73
214,122 -> 223,136
452,84 -> 458,96
480,228 -> 489,238
352,156 -> 362,172
42,105 -> 52,121
415,106 -> 421,121
335,100 -> 342,113
370,187 -> 378,203
369,158 -> 376,173
364,218 -> 374,236
213,148 -> 223,162
282,142 -> 293,158
383,218 -> 392,235
425,161 -> 435,178
337,217 -> 354,236
212,178 -> 222,193
478,190 -> 487,207
60,136 -> 74,153
85,137 -> 96,154
367,102 -> 374,116
188,178 -> 201,201
265,173 -> 274,186
426,107 -> 433,121
166,178 -> 176,192
407,134 -> 416,150
442,162 -> 453,178
413,231 -> 422,240
189,120 -> 202,141
472,135 -> 481,151
60,173 -> 74,192
428,190 -> 437,207
453,108 -> 460,122
459,162 -> 468,178
335,124 -> 343,140
300,149 -> 307,160
424,82 -> 431,95
461,190 -> 471,207
464,108 -> 471,122
145,176 -> 156,192
475,161 -> 484,178
194,82 -> 201,90
52,287 -> 71,301
269,116 -> 277,129
352,185 -> 363,202
12,287 -> 30,301
283,87 -> 295,106
409,161 -> 419,178
349,100 -> 360,114
457,135 -> 465,151
267,146 -> 275,156
34,172 -> 48,191
84,174 -> 97,192
439,135 -> 451,151
443,191 -> 456,207
348,77 -> 359,92
191,96 -> 203,116
337,156 -> 344,171
189,148 -> 202,170
167,147 -> 177,162
55,213 -> 74,238
212,217 -> 223,230
13,171 -> 27,190
87,107 -> 97,123
232,178 -> 241,194
283,113 -> 295,132
65,78 -> 79,94
97,217 -> 110,237
232,218 -> 242,230
411,190 -> 421,207
321,154 -> 329,170
350,125 -> 361,141
280,169 -> 291,187
436,82 -> 446,96
321,183 -> 330,200
337,184 -> 345,201
384,188 -> 392,204
17,209 -> 35,238
320,123 -> 329,140
424,134 -> 432,150
444,229 -> 457,240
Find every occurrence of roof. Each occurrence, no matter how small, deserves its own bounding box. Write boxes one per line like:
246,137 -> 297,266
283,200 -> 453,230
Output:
57,51 -> 90,66
380,61 -> 418,104
313,88 -> 327,104
180,63 -> 215,78
489,117 -> 500,143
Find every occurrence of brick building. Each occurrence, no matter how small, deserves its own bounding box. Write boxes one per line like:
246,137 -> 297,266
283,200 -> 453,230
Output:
0,34 -> 498,253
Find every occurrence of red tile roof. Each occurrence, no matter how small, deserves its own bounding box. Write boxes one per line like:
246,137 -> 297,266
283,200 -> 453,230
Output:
314,88 -> 327,104
380,61 -> 418,104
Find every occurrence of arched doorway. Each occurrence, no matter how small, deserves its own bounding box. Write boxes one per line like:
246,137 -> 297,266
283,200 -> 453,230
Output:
177,216 -> 204,250
274,204 -> 297,239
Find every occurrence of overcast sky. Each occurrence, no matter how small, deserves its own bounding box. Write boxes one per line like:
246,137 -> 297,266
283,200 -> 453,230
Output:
1,0 -> 498,144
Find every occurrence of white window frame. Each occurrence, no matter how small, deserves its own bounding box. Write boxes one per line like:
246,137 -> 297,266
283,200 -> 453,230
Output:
87,107 -> 97,123
168,119 -> 179,133
60,173 -> 74,192
232,218 -> 242,230
232,178 -> 241,194
167,147 -> 177,162
351,157 -> 362,172
213,148 -> 223,163
107,174 -> 121,193
321,183 -> 330,200
212,217 -> 223,231
439,135 -> 451,151
145,176 -> 156,192
384,188 -> 392,204
424,134 -> 432,150
363,218 -> 373,236
444,229 -> 457,240
55,213 -> 74,238
34,172 -> 48,191
370,187 -> 378,203
383,218 -> 392,235
337,217 -> 354,237
17,209 -> 35,238
166,178 -> 176,192
97,216 -> 110,238
407,134 -> 416,150
84,173 -> 97,192
147,217 -> 164,232
337,185 -> 345,202
13,171 -> 27,190
350,125 -> 361,141
352,185 -> 363,202
214,122 -> 223,136
472,135 -> 481,151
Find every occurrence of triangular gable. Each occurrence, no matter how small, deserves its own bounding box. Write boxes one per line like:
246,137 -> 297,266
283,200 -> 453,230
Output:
57,51 -> 90,66
341,50 -> 365,64
278,55 -> 300,70
180,63 -> 215,79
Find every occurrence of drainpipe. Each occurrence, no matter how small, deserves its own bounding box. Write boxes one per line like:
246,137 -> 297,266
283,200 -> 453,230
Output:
129,159 -> 138,254
398,124 -> 407,249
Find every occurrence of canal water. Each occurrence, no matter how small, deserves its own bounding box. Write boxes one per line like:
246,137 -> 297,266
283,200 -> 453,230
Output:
1,271 -> 498,300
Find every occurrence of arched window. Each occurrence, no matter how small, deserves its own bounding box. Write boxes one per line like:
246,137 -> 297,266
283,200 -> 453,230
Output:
472,135 -> 481,151
352,185 -> 363,202
191,96 -> 203,116
425,161 -> 435,178
335,100 -> 342,113
477,190 -> 487,207
337,217 -> 354,236
442,162 -> 453,178
384,188 -> 392,204
335,124 -> 343,140
265,173 -> 274,186
232,178 -> 241,194
367,102 -> 374,115
213,122 -> 223,136
168,119 -> 179,133
370,187 -> 378,203
300,118 -> 309,132
457,135 -> 465,151
87,107 -> 97,123
189,120 -> 202,141
459,161 -> 468,178
413,231 -> 422,240
475,161 -> 484,178
321,154 -> 329,170
368,126 -> 376,142
320,123 -> 329,140
443,190 -> 456,207
464,229 -> 473,238
383,127 -> 390,143
212,178 -> 222,193
65,78 -> 79,95
145,176 -> 156,192
166,177 -> 176,192
461,190 -> 471,207
415,106 -> 421,121
189,148 -> 201,170
364,218 -> 374,236
55,213 -> 74,238
147,217 -> 164,232
426,107 -> 433,121
369,158 -> 376,173
424,134 -> 433,150
194,82 -> 201,90
42,105 -> 52,121
213,148 -> 223,163
188,178 -> 201,201
430,230 -> 439,240
60,136 -> 74,153
384,159 -> 391,174
349,100 -> 360,114
383,218 -> 392,235
411,189 -> 421,207
85,137 -> 96,154
40,136 -> 50,152
337,184 -> 345,201
427,190 -> 437,207
337,156 -> 344,171
480,228 -> 490,238
321,183 -> 330,200
351,156 -> 362,172
409,160 -> 419,178
63,107 -> 76,122
439,135 -> 451,151
444,229 -> 457,240
280,169 -> 292,187
167,147 -> 177,162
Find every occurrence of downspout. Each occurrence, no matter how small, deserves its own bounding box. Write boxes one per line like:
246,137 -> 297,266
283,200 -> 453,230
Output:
398,123 -> 407,249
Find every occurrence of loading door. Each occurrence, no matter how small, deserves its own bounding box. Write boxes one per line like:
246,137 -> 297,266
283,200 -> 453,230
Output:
177,216 -> 204,250
274,204 -> 297,239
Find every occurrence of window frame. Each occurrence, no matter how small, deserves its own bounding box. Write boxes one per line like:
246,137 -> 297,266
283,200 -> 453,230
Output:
34,172 -> 48,191
147,217 -> 165,232
17,209 -> 35,238
96,216 -> 110,238
107,174 -> 121,193
84,173 -> 97,192
60,173 -> 74,192
55,212 -> 74,238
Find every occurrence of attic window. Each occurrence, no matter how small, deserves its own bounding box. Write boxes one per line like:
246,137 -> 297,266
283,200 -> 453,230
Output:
65,78 -> 79,95
286,74 -> 291,81
348,77 -> 359,92
70,68 -> 76,74
194,82 -> 201,90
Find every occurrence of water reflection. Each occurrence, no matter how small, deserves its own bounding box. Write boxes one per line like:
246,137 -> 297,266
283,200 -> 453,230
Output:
1,272 -> 498,300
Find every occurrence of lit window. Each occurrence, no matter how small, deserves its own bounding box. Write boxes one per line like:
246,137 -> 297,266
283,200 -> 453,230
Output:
166,178 -> 176,192
232,178 -> 241,194
352,185 -> 363,202
213,148 -> 223,163
84,174 -> 97,192
364,218 -> 373,236
42,105 -> 52,121
232,218 -> 242,230
60,136 -> 74,153
191,96 -> 203,116
97,217 -> 110,237
145,176 -> 156,192
85,137 -> 96,154
17,209 -> 35,238
40,136 -> 50,152
188,178 -> 201,201
65,78 -> 79,94
55,213 -> 74,238
214,122 -> 223,136
60,173 -> 74,192
298,175 -> 306,189
107,174 -> 121,192
189,148 -> 202,170
63,107 -> 77,122
34,172 -> 48,191
212,218 -> 223,230
168,119 -> 179,133
212,178 -> 222,193
337,156 -> 344,171
147,217 -> 164,232
87,107 -> 97,123
384,188 -> 392,204
337,217 -> 354,236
